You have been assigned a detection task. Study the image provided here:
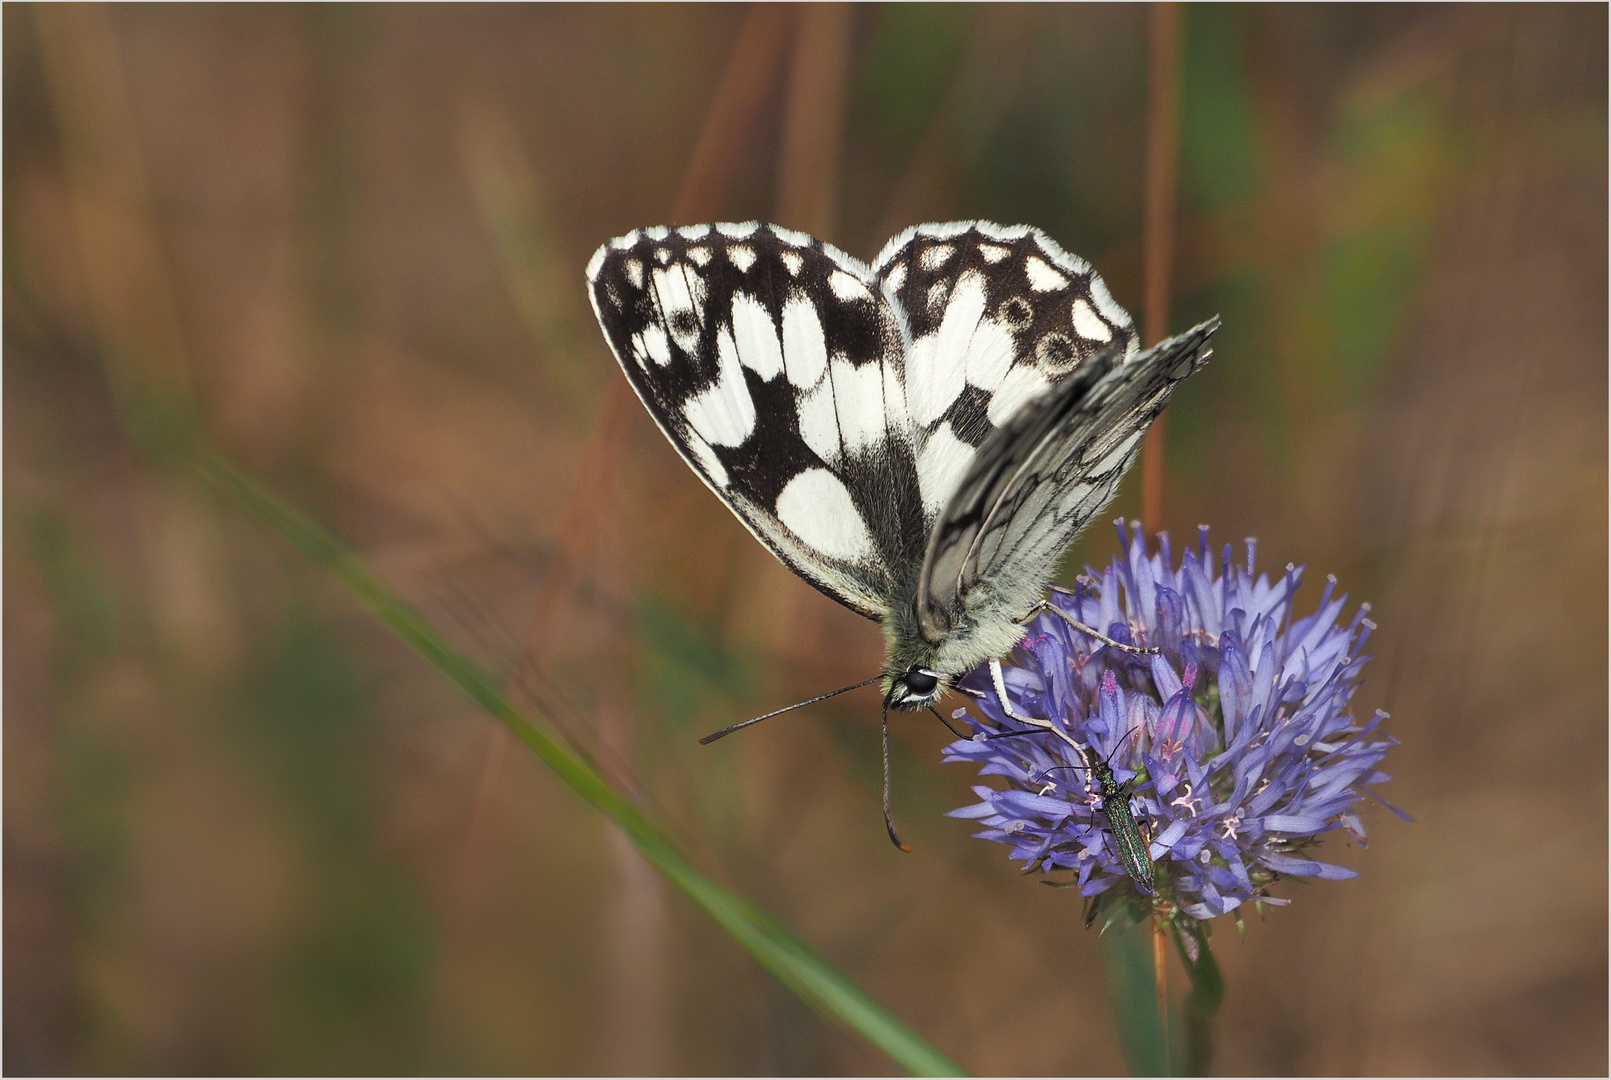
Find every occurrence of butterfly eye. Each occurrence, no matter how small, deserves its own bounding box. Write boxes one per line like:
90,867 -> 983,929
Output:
902,669 -> 939,696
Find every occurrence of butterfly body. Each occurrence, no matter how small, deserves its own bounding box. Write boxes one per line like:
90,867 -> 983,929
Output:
587,220 -> 1216,720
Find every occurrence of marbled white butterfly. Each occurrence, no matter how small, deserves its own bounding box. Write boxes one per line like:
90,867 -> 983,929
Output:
587,221 -> 1217,848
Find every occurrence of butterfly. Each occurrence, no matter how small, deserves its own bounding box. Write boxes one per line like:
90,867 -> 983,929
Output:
587,220 -> 1217,848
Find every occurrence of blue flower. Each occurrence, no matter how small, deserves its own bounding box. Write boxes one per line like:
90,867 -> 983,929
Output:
945,522 -> 1404,922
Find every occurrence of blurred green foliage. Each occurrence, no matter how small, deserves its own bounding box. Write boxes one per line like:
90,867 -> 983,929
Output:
857,4 -> 972,160
1181,6 -> 1258,213
6,3 -> 1605,1076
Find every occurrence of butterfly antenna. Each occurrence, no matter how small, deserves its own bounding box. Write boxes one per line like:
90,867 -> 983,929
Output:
698,675 -> 883,745
882,699 -> 911,852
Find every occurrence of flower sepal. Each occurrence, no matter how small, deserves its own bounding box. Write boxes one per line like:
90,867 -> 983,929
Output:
1083,887 -> 1154,937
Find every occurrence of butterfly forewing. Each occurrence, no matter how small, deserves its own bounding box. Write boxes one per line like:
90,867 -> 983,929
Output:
587,223 -> 926,620
918,319 -> 1220,646
588,220 -> 1217,694
869,223 -> 1142,532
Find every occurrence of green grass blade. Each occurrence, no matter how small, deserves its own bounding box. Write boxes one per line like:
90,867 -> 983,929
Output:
186,443 -> 964,1077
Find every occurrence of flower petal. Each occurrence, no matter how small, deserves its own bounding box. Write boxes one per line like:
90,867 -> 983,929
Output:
1259,852 -> 1359,880
946,527 -> 1395,915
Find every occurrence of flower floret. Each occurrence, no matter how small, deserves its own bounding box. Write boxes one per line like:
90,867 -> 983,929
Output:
944,522 -> 1402,919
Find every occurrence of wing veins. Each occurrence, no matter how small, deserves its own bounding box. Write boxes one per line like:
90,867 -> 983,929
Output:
590,225 -> 921,625
952,343 -> 1125,605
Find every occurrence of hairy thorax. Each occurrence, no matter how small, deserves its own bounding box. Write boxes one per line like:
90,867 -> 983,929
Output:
881,590 -> 1030,702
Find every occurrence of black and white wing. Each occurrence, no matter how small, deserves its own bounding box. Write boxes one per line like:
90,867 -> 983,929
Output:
587,223 -> 926,620
916,319 -> 1220,646
870,223 -> 1141,528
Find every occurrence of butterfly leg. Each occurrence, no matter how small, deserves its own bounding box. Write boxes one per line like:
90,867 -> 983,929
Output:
1028,598 -> 1160,656
988,658 -> 1096,790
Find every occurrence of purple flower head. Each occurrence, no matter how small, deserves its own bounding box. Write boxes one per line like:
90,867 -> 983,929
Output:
945,522 -> 1404,922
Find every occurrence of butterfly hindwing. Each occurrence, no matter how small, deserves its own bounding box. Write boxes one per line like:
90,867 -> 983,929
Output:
918,319 -> 1220,648
587,223 -> 925,620
871,223 -> 1142,531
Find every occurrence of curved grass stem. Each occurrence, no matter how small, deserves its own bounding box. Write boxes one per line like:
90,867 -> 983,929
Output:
179,433 -> 964,1077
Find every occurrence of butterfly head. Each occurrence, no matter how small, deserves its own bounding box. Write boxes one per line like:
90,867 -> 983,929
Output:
885,666 -> 945,711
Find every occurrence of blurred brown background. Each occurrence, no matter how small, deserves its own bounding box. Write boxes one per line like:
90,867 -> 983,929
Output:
5,3 -> 1605,1075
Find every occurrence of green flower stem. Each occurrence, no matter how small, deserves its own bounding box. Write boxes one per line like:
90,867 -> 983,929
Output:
1103,922 -> 1168,1076
174,430 -> 963,1077
1172,921 -> 1224,1076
